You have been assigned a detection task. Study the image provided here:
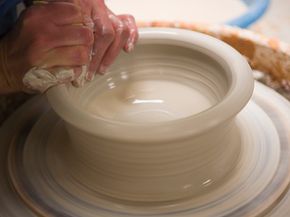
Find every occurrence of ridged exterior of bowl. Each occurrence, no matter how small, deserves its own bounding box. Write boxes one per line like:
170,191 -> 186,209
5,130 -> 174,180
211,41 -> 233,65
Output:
66,120 -> 240,201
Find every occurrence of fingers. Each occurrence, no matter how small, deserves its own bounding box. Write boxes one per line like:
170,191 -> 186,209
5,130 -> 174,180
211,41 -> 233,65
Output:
22,2 -> 94,69
21,0 -> 139,92
37,45 -> 91,68
87,2 -> 115,79
93,10 -> 138,76
105,8 -> 138,53
46,3 -> 84,25
118,15 -> 139,53
44,25 -> 94,50
97,12 -> 130,76
25,25 -> 93,70
27,2 -> 85,26
87,6 -> 138,79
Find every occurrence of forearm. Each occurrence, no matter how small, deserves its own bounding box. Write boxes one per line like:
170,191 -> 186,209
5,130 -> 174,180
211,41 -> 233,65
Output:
0,37 -> 21,94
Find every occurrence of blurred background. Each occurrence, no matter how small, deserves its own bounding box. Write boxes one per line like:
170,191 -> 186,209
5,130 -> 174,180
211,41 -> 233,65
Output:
250,0 -> 290,43
106,0 -> 290,42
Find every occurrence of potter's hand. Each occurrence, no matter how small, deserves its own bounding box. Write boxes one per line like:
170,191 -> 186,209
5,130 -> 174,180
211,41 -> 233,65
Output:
0,1 -> 94,94
76,0 -> 138,80
0,0 -> 138,93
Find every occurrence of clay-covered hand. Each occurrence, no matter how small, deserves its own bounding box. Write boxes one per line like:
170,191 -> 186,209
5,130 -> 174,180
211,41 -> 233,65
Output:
74,0 -> 138,80
0,1 -> 94,93
0,0 -> 138,93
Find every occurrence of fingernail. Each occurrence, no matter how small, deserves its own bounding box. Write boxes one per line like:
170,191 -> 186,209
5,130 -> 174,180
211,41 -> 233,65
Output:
90,72 -> 95,81
126,42 -> 134,53
82,65 -> 91,81
125,35 -> 135,53
86,71 -> 95,81
99,65 -> 108,75
85,71 -> 91,81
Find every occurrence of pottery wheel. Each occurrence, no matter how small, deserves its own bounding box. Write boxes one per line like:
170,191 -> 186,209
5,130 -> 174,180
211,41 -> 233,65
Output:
1,82 -> 290,217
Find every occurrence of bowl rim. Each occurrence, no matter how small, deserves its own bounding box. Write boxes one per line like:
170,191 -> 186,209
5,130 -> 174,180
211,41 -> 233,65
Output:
46,28 -> 254,141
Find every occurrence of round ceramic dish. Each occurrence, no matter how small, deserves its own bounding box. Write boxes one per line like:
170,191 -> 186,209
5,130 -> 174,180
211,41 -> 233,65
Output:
46,28 -> 254,202
1,82 -> 290,217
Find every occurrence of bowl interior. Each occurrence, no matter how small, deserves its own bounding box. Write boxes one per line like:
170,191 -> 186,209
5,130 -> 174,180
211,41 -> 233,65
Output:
67,44 -> 230,123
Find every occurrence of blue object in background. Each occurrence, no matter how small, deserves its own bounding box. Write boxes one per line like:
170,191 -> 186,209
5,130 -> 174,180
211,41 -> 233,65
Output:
227,0 -> 270,28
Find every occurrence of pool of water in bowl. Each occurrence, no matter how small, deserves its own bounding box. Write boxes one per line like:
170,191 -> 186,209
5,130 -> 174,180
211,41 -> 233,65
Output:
85,79 -> 214,123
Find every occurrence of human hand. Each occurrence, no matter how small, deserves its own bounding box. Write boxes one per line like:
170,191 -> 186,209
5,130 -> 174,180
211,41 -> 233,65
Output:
0,0 -> 138,93
0,1 -> 94,93
75,0 -> 138,80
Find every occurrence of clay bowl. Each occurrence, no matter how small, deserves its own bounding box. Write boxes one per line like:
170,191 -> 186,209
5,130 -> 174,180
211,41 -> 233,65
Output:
46,28 -> 254,203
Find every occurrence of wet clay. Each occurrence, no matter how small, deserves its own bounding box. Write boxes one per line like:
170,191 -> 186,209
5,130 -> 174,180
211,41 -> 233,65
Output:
86,79 -> 213,122
45,29 -> 254,202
